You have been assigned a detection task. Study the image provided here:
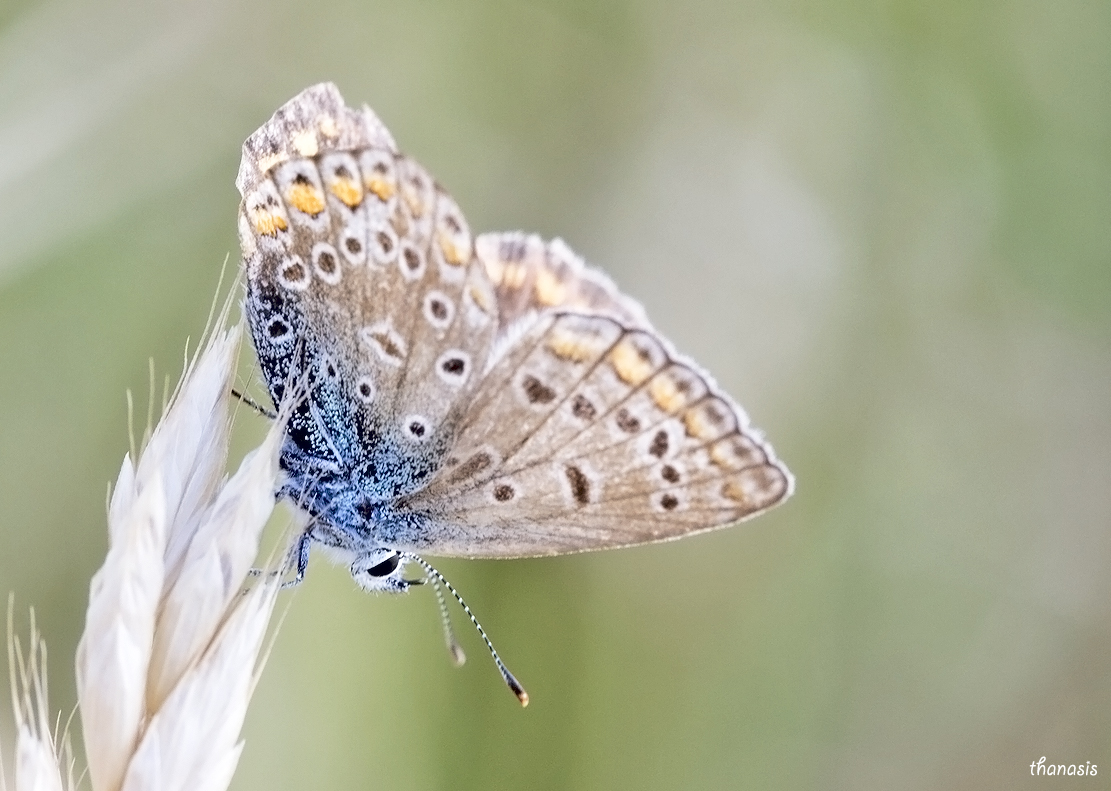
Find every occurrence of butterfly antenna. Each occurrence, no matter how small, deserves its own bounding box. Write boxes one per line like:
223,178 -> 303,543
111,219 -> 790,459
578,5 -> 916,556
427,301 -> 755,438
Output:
402,553 -> 529,707
428,574 -> 467,667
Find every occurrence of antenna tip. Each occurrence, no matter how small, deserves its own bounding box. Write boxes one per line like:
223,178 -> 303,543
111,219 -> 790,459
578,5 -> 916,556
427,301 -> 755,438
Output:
506,675 -> 529,707
450,643 -> 467,667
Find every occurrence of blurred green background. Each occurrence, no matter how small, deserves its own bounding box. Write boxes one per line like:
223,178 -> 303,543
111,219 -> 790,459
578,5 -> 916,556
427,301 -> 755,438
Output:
1,0 -> 1109,789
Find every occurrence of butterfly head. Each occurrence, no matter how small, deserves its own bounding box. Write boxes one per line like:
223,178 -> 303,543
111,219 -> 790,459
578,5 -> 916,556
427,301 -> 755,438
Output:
350,549 -> 416,594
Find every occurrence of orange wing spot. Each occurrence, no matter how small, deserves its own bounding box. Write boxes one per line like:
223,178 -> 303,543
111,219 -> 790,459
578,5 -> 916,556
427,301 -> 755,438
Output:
683,408 -> 714,440
482,255 -> 506,285
709,436 -> 762,471
252,210 -> 288,236
438,233 -> 469,266
721,479 -> 751,505
329,178 -> 363,208
610,339 -> 655,386
547,329 -> 601,362
649,374 -> 689,413
502,262 -> 527,290
287,182 -> 325,216
366,177 -> 396,201
468,285 -> 491,313
534,268 -> 567,306
710,443 -> 737,469
402,187 -> 426,218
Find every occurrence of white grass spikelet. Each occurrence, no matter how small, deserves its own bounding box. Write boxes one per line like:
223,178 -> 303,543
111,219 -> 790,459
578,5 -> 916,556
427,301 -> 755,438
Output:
75,473 -> 167,791
74,309 -> 287,791
120,579 -> 279,791
146,423 -> 282,708
7,605 -> 70,791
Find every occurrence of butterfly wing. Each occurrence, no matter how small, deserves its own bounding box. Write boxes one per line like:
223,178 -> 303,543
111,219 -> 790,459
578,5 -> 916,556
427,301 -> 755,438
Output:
239,84 -> 791,559
400,267 -> 793,558
238,84 -> 500,506
475,231 -> 648,329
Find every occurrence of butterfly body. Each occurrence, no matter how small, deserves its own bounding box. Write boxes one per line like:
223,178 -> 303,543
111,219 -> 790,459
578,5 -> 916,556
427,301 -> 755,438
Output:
238,84 -> 793,592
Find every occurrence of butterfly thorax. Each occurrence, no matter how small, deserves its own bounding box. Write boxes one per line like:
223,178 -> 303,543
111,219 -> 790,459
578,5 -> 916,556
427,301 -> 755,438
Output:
275,415 -> 455,550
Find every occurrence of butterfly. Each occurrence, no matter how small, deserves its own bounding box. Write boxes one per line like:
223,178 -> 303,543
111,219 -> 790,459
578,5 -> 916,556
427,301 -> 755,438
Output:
236,83 -> 793,703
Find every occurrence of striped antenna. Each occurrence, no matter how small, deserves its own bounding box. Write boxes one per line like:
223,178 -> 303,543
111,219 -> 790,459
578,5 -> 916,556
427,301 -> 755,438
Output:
402,553 -> 529,707
429,573 -> 466,667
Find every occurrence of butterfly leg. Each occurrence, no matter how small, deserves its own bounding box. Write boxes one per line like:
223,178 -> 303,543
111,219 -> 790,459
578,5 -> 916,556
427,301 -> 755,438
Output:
279,530 -> 312,588
245,529 -> 311,587
230,388 -> 277,419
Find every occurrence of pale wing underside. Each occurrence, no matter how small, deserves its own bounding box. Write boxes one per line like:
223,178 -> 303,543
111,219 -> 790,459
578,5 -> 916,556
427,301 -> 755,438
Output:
403,311 -> 793,557
239,83 -> 792,559
475,232 -> 648,329
239,84 -> 498,496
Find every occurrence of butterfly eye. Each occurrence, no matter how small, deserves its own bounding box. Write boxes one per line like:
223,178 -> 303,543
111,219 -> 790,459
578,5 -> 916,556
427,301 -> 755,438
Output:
366,553 -> 400,577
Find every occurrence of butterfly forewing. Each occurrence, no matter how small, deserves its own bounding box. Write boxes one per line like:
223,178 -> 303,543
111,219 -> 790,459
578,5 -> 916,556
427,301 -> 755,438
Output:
239,84 -> 497,502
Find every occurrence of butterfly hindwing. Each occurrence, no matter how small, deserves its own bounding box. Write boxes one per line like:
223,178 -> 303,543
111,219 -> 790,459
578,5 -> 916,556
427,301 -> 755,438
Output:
402,309 -> 792,557
475,232 -> 648,328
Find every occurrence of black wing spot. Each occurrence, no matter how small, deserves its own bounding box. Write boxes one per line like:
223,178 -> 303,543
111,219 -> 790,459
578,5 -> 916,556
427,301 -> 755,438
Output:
571,394 -> 596,421
402,416 -> 431,441
615,408 -> 641,433
565,465 -> 591,506
281,261 -> 305,282
369,330 -> 403,359
447,451 -> 493,483
522,375 -> 556,404
268,318 -> 289,339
